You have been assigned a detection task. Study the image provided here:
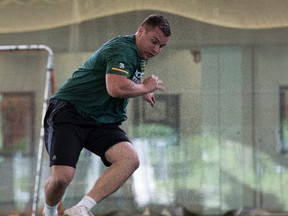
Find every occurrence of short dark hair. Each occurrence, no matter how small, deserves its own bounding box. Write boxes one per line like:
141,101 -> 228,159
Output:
140,14 -> 171,37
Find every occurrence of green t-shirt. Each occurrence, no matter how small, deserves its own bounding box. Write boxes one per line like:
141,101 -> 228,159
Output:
52,34 -> 147,123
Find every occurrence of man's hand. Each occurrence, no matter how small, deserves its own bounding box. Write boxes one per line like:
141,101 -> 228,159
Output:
142,75 -> 164,92
143,92 -> 156,107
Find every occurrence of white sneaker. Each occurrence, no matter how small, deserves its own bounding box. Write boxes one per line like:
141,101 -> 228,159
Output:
64,206 -> 94,216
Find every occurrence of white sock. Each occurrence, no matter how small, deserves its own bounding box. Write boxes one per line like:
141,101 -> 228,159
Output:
43,202 -> 58,216
76,195 -> 97,210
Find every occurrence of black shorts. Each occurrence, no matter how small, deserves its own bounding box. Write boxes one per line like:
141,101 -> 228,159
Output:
44,99 -> 131,168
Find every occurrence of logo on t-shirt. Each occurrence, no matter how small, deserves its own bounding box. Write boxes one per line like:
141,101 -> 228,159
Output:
132,70 -> 144,84
119,63 -> 125,69
131,60 -> 146,84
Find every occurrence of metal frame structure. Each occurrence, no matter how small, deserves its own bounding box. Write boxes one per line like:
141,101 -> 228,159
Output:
0,45 -> 54,216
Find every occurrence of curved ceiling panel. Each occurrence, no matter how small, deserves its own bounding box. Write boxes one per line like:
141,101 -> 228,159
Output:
1,0 -> 288,33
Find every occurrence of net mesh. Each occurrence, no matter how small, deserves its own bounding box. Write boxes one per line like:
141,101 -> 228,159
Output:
0,51 -> 47,215
1,44 -> 288,216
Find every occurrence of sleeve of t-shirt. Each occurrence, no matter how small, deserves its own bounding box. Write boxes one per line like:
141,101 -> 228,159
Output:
104,47 -> 137,78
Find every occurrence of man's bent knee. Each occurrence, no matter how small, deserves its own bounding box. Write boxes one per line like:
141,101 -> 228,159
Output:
105,142 -> 140,170
126,150 -> 140,171
50,165 -> 75,189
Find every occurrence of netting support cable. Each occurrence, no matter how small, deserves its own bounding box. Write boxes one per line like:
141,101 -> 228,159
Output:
0,45 -> 54,216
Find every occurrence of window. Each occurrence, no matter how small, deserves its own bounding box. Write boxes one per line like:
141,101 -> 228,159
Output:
0,92 -> 34,155
132,94 -> 180,145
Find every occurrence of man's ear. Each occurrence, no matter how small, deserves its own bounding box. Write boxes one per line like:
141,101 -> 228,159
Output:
137,26 -> 145,35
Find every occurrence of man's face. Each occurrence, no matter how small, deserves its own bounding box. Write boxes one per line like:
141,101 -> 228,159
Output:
136,26 -> 169,60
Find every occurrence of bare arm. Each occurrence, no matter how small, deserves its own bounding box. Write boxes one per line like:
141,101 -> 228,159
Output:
106,74 -> 164,99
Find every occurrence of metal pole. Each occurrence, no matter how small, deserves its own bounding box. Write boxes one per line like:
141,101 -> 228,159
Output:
0,45 -> 54,216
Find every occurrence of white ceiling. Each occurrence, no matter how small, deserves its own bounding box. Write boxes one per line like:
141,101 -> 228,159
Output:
1,0 -> 288,34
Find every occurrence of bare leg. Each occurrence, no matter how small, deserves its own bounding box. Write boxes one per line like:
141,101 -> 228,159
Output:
87,142 -> 139,203
45,165 -> 75,206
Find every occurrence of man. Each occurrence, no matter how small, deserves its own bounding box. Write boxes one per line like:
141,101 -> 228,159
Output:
43,14 -> 171,216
